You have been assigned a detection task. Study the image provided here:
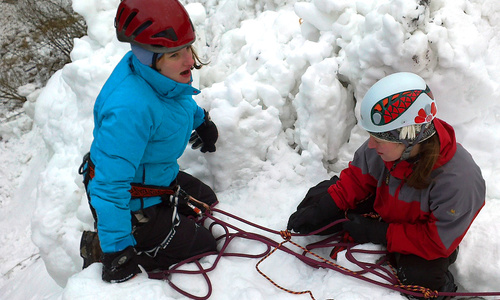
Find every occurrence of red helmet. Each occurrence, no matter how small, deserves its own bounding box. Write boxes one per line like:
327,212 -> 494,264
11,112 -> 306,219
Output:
115,0 -> 196,53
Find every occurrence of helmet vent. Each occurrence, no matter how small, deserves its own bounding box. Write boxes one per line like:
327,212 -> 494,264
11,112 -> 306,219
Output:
115,7 -> 125,28
152,27 -> 178,42
123,12 -> 137,32
132,20 -> 152,38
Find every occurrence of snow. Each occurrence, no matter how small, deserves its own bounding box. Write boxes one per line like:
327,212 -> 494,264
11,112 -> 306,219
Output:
1,0 -> 500,299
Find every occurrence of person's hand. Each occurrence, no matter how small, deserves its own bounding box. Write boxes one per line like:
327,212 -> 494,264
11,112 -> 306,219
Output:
190,110 -> 218,153
287,177 -> 343,234
287,193 -> 342,234
101,246 -> 141,283
342,213 -> 388,245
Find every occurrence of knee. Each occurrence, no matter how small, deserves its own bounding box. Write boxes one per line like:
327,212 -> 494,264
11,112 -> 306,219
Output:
200,224 -> 217,251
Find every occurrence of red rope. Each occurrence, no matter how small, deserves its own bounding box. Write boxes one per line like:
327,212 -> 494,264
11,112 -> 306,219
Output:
148,208 -> 500,300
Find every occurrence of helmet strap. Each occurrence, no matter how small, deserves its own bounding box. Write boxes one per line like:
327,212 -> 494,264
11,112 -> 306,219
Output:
152,53 -> 160,70
400,145 -> 413,161
399,125 -> 428,160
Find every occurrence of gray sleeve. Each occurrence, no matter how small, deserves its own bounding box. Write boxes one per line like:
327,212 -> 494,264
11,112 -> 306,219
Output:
429,145 -> 486,249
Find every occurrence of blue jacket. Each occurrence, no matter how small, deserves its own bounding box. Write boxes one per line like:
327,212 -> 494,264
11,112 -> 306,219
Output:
88,52 -> 205,253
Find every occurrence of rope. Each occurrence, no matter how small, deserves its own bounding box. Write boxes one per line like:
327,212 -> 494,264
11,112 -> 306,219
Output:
148,207 -> 500,300
255,231 -> 316,300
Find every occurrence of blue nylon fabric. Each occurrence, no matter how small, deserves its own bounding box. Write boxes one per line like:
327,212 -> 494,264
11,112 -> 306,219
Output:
88,52 -> 205,253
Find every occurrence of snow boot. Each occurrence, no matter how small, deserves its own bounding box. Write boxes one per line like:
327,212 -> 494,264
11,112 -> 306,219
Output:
405,271 -> 457,300
438,270 -> 458,299
80,230 -> 102,269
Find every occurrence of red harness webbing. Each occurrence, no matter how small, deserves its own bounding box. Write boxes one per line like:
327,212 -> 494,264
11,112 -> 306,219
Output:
86,162 -> 175,198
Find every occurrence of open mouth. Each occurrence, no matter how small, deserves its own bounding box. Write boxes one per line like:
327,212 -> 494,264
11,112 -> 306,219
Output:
180,70 -> 191,76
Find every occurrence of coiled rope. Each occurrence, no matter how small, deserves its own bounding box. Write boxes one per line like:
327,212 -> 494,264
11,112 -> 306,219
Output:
148,208 -> 500,300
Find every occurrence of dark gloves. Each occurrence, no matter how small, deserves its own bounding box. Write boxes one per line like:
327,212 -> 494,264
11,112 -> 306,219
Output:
342,213 -> 388,245
190,109 -> 218,153
101,246 -> 141,283
287,177 -> 343,234
287,193 -> 341,234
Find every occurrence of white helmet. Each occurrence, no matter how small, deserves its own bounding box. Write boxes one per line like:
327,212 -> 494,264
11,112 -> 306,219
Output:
360,72 -> 437,133
360,72 -> 438,159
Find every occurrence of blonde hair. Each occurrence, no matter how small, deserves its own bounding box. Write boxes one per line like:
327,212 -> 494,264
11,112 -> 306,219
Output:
399,124 -> 422,140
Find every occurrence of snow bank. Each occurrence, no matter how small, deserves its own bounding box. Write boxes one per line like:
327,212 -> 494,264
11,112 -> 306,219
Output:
22,0 -> 500,298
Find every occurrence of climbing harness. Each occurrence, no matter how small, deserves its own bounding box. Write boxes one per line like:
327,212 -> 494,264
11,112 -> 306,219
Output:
79,153 -> 182,200
136,187 -> 211,258
137,186 -> 181,258
147,207 -> 500,300
78,153 -> 210,259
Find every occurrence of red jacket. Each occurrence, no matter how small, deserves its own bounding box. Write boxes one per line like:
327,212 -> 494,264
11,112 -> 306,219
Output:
328,119 -> 485,260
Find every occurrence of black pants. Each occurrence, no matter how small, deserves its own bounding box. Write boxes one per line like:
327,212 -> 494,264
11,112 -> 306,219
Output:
132,171 -> 218,271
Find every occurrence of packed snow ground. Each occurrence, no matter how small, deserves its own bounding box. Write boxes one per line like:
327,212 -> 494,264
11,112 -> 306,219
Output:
1,0 -> 500,299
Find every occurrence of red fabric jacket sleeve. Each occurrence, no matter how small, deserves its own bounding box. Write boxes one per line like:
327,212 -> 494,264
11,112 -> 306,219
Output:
328,142 -> 379,210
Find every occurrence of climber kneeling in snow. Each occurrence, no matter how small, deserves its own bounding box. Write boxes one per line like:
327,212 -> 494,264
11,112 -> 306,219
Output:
79,0 -> 219,283
287,72 -> 485,299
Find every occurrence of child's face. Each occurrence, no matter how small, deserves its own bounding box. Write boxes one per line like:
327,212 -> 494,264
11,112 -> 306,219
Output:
156,46 -> 194,84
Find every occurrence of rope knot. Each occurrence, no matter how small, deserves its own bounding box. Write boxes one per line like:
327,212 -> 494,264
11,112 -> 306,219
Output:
421,288 -> 439,299
280,230 -> 292,241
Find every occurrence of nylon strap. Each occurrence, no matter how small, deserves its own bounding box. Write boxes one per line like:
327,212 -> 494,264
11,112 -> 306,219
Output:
83,156 -> 175,198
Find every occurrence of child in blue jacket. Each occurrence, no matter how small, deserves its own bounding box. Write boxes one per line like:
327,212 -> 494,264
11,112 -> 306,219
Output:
80,0 -> 219,283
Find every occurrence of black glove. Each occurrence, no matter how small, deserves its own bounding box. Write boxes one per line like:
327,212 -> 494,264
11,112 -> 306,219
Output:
287,193 -> 343,235
101,246 -> 141,283
190,110 -> 218,153
342,213 -> 388,245
296,176 -> 339,210
287,177 -> 343,234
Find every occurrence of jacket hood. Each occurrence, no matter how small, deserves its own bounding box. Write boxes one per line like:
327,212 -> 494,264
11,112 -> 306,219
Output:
433,118 -> 457,168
